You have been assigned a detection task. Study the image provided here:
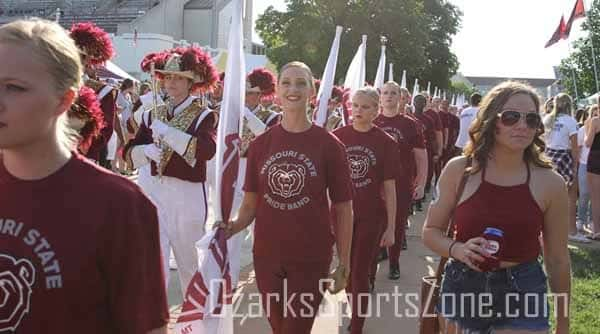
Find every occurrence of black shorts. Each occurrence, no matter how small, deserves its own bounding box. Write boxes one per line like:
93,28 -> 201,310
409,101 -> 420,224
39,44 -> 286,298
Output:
587,151 -> 600,175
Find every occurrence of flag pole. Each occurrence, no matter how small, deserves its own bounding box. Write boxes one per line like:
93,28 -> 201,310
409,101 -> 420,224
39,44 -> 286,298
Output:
568,42 -> 580,101
590,37 -> 600,93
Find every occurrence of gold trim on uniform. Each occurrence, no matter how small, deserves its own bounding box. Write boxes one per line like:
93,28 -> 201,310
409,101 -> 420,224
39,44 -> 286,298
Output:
307,108 -> 343,131
240,106 -> 279,157
84,78 -> 104,92
183,137 -> 198,166
154,100 -> 205,174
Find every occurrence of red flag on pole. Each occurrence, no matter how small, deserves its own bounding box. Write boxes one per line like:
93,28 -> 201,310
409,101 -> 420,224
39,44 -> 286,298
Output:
545,15 -> 568,48
565,0 -> 586,37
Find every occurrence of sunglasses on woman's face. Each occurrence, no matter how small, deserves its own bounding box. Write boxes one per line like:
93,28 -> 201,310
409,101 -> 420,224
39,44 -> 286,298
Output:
497,110 -> 541,129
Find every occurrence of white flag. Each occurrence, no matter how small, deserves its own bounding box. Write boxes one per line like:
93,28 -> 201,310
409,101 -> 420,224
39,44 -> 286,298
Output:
433,87 -> 439,99
315,26 -> 343,127
173,1 -> 245,333
400,70 -> 407,88
411,78 -> 419,106
344,35 -> 368,95
426,81 -> 431,96
374,44 -> 386,89
388,63 -> 394,82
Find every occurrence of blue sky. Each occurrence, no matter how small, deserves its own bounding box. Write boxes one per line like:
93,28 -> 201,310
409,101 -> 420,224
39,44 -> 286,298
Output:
253,0 -> 594,79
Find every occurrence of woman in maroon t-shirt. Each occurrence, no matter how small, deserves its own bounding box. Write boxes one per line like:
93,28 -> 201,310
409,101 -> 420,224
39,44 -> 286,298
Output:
334,87 -> 398,334
223,62 -> 354,333
0,19 -> 167,333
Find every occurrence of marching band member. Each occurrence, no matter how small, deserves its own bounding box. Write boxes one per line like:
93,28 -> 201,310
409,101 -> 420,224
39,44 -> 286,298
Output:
223,62 -> 353,334
241,67 -> 280,157
208,71 -> 225,112
124,46 -> 219,295
334,87 -> 398,334
69,22 -> 117,168
414,93 -> 439,194
0,18 -> 167,333
376,82 -> 428,280
67,86 -> 104,155
308,84 -> 345,131
426,96 -> 445,186
231,67 -> 281,226
128,82 -> 158,136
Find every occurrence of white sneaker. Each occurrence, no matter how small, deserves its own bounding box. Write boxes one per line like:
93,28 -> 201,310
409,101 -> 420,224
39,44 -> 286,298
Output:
568,233 -> 591,243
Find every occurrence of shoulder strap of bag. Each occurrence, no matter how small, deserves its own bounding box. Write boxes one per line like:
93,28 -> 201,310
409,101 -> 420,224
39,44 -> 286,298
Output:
434,157 -> 472,280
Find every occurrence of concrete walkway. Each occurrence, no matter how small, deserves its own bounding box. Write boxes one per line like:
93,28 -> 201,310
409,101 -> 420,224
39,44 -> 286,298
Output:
167,195 -> 441,333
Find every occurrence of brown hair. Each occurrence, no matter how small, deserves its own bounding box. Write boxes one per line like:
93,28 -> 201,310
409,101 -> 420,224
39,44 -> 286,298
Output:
463,81 -> 551,172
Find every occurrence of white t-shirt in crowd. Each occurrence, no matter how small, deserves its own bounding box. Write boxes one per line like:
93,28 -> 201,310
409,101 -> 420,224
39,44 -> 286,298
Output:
543,114 -> 578,150
455,106 -> 478,148
578,127 -> 590,164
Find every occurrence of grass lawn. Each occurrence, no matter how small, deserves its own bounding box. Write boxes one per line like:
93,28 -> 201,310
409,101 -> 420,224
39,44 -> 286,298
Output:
550,246 -> 600,333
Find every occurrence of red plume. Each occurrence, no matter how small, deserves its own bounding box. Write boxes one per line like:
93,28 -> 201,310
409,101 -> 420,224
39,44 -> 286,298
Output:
331,86 -> 344,103
140,51 -> 169,78
70,22 -> 114,65
178,46 -> 218,92
70,86 -> 105,152
247,68 -> 276,97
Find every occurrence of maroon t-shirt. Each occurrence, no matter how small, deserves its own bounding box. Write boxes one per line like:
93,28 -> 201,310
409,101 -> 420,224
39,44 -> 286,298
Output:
425,109 -> 443,132
374,113 -> 425,189
439,111 -> 450,131
0,153 -> 168,333
244,124 -> 353,261
333,125 -> 399,220
415,112 -> 436,152
448,113 -> 460,150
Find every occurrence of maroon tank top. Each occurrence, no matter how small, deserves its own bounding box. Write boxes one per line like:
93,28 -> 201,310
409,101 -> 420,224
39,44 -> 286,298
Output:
453,164 -> 543,263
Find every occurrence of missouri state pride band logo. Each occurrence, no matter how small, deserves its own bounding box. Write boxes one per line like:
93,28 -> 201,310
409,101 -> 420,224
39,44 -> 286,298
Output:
0,254 -> 36,332
346,145 -> 376,188
268,163 -> 306,199
348,154 -> 370,179
261,150 -> 318,210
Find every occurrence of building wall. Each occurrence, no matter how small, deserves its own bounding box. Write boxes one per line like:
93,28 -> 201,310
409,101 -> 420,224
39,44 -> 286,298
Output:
117,0 -> 254,52
216,0 -> 253,51
117,0 -> 186,40
183,9 -> 212,45
111,33 -> 179,80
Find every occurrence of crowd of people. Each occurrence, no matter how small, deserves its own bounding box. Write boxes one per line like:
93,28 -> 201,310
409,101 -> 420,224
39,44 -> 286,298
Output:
2,17 -> 593,334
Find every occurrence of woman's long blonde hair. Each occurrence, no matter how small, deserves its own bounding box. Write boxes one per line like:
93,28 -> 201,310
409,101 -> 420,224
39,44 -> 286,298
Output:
543,93 -> 573,133
0,18 -> 82,150
463,81 -> 551,173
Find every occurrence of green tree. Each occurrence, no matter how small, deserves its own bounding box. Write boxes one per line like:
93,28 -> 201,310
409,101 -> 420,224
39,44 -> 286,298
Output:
255,0 -> 462,91
558,0 -> 600,100
451,81 -> 477,97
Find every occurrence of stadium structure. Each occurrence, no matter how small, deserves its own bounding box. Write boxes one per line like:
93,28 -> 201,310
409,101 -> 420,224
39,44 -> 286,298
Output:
0,0 -> 257,51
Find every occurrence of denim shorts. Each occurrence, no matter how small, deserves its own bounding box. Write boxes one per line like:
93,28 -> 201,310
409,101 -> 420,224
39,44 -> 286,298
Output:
436,259 -> 550,333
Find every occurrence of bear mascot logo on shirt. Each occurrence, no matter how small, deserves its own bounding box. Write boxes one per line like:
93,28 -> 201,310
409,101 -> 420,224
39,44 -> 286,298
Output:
348,154 -> 370,179
268,163 -> 306,199
0,254 -> 36,332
